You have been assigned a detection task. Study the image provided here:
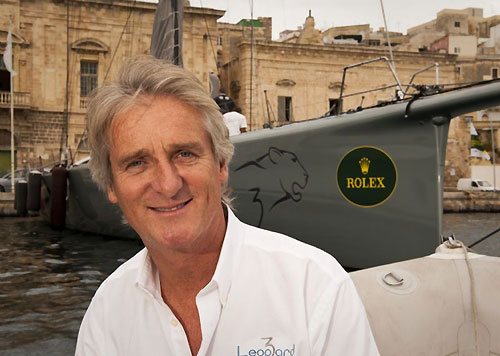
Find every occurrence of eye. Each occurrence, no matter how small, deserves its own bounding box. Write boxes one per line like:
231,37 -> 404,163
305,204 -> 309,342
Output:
127,160 -> 143,169
178,151 -> 193,158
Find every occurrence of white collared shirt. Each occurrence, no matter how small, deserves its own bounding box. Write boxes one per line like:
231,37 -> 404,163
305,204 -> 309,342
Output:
223,111 -> 247,136
76,209 -> 379,356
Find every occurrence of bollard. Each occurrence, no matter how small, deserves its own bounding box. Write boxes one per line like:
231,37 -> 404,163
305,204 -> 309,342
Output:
50,166 -> 68,230
15,180 -> 28,216
27,171 -> 42,211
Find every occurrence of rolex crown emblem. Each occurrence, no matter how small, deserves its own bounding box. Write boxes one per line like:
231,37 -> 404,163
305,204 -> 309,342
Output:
359,157 -> 370,175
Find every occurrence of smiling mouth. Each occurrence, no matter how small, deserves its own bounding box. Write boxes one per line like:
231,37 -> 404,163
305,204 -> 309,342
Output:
151,199 -> 192,212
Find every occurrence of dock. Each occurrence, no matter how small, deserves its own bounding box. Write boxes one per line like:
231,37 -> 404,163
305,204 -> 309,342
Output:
0,192 -> 16,216
1,191 -> 499,217
443,191 -> 500,212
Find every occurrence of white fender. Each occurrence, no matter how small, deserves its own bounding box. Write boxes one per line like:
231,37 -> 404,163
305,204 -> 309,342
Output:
350,241 -> 500,356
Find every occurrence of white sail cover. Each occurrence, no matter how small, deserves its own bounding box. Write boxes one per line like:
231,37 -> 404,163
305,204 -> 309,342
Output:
150,0 -> 184,66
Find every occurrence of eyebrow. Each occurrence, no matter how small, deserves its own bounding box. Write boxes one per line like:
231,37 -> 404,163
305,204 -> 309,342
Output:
168,141 -> 204,153
115,149 -> 150,169
114,141 -> 206,168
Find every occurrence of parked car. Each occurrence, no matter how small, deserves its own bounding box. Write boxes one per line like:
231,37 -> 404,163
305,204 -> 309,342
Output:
0,169 -> 28,192
457,178 -> 494,192
0,168 -> 51,192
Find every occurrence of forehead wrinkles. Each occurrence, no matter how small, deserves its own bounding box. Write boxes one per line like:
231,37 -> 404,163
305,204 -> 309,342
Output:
109,104 -> 150,151
109,97 -> 215,156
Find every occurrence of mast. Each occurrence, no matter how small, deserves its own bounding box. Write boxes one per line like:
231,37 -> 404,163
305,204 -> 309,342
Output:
9,48 -> 14,193
249,1 -> 254,130
5,13 -> 16,193
61,0 -> 70,166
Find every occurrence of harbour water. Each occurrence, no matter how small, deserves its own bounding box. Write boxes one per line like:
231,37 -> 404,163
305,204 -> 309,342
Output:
0,213 -> 499,355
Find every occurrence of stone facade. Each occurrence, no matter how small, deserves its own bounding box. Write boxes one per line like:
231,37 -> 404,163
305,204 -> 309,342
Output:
0,0 -> 223,174
218,13 -> 456,131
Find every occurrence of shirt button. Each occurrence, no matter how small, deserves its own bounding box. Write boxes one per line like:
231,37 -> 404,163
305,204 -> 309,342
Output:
170,318 -> 179,327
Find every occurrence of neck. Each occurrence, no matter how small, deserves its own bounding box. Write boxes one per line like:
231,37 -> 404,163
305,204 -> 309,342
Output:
150,204 -> 228,296
149,206 -> 227,356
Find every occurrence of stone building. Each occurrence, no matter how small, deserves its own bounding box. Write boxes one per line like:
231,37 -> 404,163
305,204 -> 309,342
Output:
218,13 -> 456,131
404,7 -> 500,187
217,8 -> 500,188
0,0 -> 223,175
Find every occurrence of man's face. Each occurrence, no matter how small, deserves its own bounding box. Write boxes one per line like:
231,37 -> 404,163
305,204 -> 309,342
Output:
107,95 -> 228,253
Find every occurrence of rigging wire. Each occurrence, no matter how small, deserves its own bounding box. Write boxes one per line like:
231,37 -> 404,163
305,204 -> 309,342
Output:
66,2 -> 84,165
198,0 -> 219,70
379,0 -> 403,97
104,0 -> 137,81
468,226 -> 500,248
59,0 -> 71,165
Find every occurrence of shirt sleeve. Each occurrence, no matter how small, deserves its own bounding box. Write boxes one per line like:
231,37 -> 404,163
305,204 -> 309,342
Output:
309,276 -> 380,356
75,292 -> 107,356
239,114 -> 247,129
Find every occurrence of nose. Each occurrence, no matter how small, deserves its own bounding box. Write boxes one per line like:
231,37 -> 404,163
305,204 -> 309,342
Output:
150,160 -> 183,197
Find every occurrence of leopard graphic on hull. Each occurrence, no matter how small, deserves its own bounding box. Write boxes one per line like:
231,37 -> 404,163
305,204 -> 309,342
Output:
232,147 -> 309,227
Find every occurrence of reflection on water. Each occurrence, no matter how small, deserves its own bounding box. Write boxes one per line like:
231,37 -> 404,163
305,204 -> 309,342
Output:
0,217 -> 143,356
0,213 -> 499,355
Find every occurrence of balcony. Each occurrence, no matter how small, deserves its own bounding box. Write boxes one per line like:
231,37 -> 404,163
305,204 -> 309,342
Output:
0,92 -> 31,109
475,120 -> 500,130
80,98 -> 88,110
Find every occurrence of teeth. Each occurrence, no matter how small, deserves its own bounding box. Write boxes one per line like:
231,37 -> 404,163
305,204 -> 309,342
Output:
153,201 -> 189,212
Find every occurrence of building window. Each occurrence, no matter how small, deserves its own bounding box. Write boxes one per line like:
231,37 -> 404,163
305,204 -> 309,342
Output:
0,58 -> 11,92
278,96 -> 292,122
454,47 -> 460,54
454,21 -> 461,28
492,68 -> 498,79
217,36 -> 223,46
328,98 -> 341,116
80,61 -> 98,97
456,65 -> 461,75
217,53 -> 222,68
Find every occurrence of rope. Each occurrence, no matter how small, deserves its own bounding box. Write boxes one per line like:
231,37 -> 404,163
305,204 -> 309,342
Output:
445,238 -> 480,356
198,0 -> 219,69
104,0 -> 137,81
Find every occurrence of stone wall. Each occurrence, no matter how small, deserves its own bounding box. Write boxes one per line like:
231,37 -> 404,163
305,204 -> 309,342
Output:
0,0 -> 223,169
228,39 -> 456,130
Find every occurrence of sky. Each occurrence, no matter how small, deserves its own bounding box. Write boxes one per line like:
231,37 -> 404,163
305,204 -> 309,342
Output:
145,0 -> 500,39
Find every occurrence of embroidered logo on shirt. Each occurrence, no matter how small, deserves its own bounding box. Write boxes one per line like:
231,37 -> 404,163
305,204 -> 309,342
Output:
237,337 -> 296,356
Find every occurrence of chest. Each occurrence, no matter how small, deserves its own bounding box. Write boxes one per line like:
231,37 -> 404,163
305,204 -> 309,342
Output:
108,286 -> 309,356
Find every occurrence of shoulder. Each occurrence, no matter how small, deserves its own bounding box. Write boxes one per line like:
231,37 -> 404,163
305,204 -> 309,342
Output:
94,247 -> 147,297
239,221 -> 348,285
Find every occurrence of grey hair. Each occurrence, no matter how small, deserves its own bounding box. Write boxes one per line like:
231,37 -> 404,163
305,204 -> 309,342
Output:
86,55 -> 234,205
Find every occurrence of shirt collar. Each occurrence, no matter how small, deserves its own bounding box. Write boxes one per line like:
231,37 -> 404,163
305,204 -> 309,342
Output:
136,207 -> 244,307
211,207 -> 244,307
136,248 -> 163,301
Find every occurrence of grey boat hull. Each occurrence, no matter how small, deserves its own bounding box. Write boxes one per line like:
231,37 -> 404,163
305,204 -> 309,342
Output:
41,81 -> 500,268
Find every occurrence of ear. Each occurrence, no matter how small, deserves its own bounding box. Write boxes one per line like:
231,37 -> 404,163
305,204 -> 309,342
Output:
107,184 -> 118,204
268,147 -> 282,164
219,160 -> 229,185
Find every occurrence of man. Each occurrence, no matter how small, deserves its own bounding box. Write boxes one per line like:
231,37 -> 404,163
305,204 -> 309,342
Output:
76,55 -> 379,356
222,102 -> 247,136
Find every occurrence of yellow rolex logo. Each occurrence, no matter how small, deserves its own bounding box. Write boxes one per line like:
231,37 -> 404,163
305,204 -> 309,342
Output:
337,146 -> 398,208
359,157 -> 370,175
